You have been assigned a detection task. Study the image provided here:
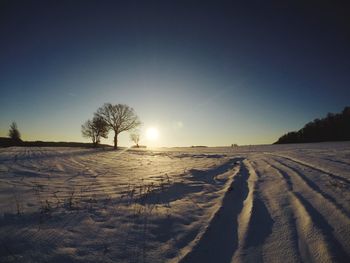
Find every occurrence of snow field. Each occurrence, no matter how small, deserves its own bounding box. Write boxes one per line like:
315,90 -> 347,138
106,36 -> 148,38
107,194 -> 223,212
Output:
0,142 -> 349,262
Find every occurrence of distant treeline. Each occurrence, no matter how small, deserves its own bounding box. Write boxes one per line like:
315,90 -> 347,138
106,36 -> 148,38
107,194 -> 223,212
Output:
0,137 -> 112,148
275,106 -> 350,144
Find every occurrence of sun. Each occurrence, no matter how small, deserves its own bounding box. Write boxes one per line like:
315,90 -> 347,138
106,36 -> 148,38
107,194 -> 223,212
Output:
146,127 -> 159,140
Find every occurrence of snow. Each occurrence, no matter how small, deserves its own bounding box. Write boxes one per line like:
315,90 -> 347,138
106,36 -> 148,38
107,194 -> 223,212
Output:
0,142 -> 350,262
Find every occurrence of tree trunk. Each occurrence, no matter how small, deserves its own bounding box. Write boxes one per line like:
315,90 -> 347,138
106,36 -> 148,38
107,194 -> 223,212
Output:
114,133 -> 118,149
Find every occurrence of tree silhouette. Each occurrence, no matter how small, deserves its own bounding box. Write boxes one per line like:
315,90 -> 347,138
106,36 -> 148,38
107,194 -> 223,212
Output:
81,116 -> 109,147
95,103 -> 141,149
275,106 -> 350,144
130,131 -> 140,147
8,122 -> 21,142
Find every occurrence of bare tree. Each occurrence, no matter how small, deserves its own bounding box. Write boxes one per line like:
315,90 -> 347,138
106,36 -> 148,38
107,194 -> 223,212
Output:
130,131 -> 140,148
95,103 -> 141,149
8,122 -> 21,142
81,116 -> 109,147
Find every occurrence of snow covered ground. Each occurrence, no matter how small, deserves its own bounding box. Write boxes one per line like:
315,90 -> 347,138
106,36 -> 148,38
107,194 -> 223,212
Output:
0,142 -> 349,263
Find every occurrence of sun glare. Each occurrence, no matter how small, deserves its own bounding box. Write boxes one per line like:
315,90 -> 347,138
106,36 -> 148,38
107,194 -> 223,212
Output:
146,127 -> 159,140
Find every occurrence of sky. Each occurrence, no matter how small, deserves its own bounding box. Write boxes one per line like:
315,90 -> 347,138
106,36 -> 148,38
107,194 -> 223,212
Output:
1,0 -> 349,147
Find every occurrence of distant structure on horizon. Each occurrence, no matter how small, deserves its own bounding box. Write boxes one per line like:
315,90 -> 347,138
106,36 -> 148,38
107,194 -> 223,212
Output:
275,106 -> 350,144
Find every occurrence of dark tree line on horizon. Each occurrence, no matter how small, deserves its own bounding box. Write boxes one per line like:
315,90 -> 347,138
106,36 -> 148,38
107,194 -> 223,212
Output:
275,106 -> 350,144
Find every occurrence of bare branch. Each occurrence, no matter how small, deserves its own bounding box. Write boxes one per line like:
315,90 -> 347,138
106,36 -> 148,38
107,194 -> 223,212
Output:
81,116 -> 109,147
95,103 -> 141,149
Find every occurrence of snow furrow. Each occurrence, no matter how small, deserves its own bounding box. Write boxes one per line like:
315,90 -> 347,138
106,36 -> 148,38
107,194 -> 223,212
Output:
272,158 -> 350,217
181,160 -> 249,263
270,159 -> 350,261
289,192 -> 336,263
272,154 -> 350,185
255,159 -> 302,263
231,159 -> 261,263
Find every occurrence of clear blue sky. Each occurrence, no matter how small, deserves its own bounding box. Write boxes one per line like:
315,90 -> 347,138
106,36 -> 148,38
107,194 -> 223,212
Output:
1,1 -> 349,147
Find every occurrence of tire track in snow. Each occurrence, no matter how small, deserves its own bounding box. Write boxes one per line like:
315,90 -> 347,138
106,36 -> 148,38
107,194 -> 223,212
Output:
267,162 -> 343,262
272,158 -> 350,217
270,160 -> 350,262
249,159 -> 302,263
292,192 -> 349,263
321,157 -> 350,167
180,160 -> 250,263
271,154 -> 350,185
289,192 -> 336,263
262,160 -> 302,263
232,160 -> 274,263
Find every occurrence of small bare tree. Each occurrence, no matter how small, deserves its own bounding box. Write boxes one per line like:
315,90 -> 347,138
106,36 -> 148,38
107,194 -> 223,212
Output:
95,103 -> 141,149
130,131 -> 140,148
9,122 -> 21,142
81,116 -> 108,147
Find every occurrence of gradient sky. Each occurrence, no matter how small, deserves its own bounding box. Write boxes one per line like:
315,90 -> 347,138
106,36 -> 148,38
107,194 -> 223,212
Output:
1,1 -> 349,147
